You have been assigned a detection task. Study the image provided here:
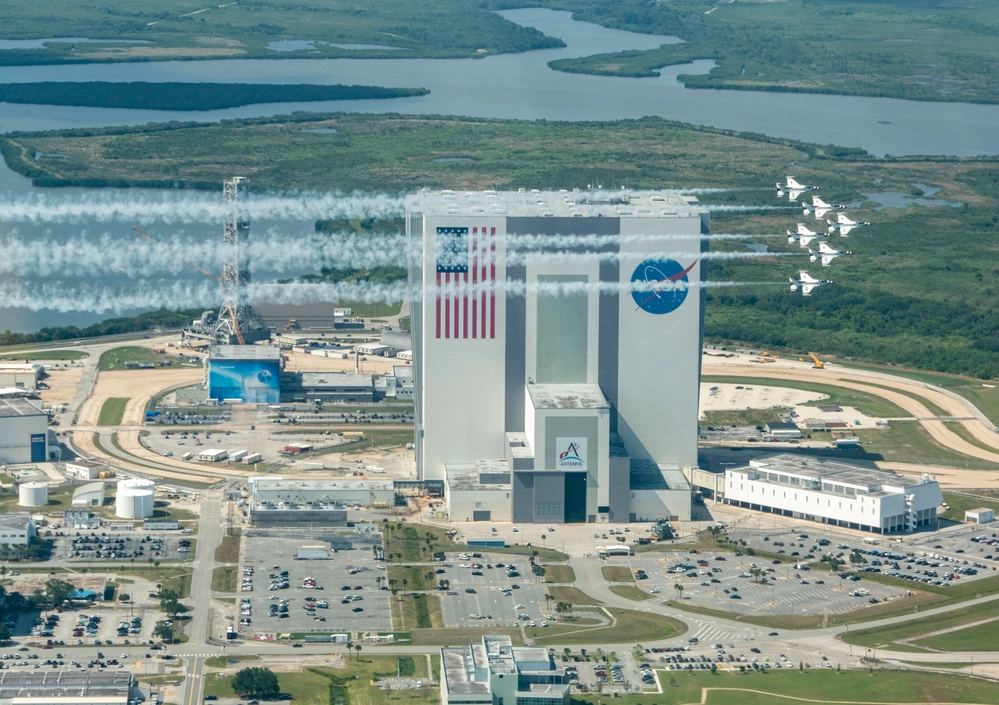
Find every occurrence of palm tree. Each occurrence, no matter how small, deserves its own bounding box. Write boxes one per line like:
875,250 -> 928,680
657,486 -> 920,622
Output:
544,593 -> 553,611
354,644 -> 362,661
402,578 -> 408,593
154,561 -> 161,579
674,583 -> 684,602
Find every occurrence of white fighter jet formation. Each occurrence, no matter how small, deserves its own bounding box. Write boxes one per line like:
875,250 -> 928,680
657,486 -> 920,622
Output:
789,270 -> 834,296
776,176 -> 820,201
809,242 -> 854,267
776,175 -> 873,294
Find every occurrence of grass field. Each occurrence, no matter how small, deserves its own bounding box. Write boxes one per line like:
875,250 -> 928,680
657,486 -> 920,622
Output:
602,566 -> 635,583
203,655 -> 259,669
916,618 -> 999,652
547,586 -> 601,606
843,598 -> 999,650
210,566 -> 236,592
388,565 -> 433,592
0,349 -> 87,361
97,346 -> 173,371
851,421 -> 999,471
213,533 -> 241,564
391,593 -> 443,631
609,585 -> 654,601
97,397 -> 129,426
939,492 -> 999,522
702,409 -> 784,428
529,608 -> 684,645
571,668 -> 999,705
543,565 -> 576,583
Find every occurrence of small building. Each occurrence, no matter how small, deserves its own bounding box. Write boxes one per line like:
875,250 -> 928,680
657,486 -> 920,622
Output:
198,449 -> 229,462
396,350 -> 413,362
354,343 -> 390,357
64,510 -> 100,529
65,460 -> 110,480
0,514 -> 36,546
0,363 -> 40,391
832,431 -> 860,447
281,372 -> 375,403
72,482 -> 105,507
441,635 -> 568,705
966,508 -> 995,524
143,520 -> 180,531
804,418 -> 827,430
275,335 -> 308,347
296,545 -> 330,560
765,421 -> 802,439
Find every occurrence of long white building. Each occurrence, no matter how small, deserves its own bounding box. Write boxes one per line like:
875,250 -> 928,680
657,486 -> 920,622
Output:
724,455 -> 942,534
441,635 -> 568,705
409,190 -> 703,523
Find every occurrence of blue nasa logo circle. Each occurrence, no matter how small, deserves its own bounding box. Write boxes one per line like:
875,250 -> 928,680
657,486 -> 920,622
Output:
257,369 -> 273,384
631,258 -> 694,315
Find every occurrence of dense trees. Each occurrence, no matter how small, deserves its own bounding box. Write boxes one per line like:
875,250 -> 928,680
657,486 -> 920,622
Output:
0,308 -> 201,347
232,667 -> 281,699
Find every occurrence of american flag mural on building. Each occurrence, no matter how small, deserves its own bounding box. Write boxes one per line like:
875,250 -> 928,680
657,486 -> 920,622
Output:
436,226 -> 495,339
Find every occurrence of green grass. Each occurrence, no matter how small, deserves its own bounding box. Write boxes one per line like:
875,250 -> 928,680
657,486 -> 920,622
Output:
388,565 -> 433,592
573,668 -> 999,705
204,654 -> 260,669
843,598 -> 999,650
211,566 -> 236,592
336,301 -> 403,318
546,586 -> 601,606
529,607 -> 684,645
916,619 -> 999,652
542,564 -> 576,583
214,533 -> 241,563
333,430 -> 414,454
852,422 -> 999,470
97,397 -> 129,426
939,492 -> 999,522
0,349 -> 87,361
97,345 -> 174,371
203,667 -> 330,705
609,585 -> 655,601
703,409 -> 784,427
602,566 -> 636,583
391,593 -> 443,630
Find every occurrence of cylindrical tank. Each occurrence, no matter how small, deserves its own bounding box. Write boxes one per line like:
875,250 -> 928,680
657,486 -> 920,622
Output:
116,478 -> 156,519
18,481 -> 48,507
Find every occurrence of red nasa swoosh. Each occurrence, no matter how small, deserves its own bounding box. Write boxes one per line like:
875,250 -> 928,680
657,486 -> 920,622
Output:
635,260 -> 698,311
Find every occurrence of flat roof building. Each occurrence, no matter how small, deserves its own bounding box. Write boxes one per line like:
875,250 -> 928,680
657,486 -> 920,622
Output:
765,421 -> 802,439
410,190 -> 704,523
0,398 -> 48,464
0,670 -> 132,705
0,364 -> 40,392
441,635 -> 568,705
281,372 -> 374,403
724,454 -> 942,534
65,460 -> 109,480
0,514 -> 36,546
207,345 -> 281,403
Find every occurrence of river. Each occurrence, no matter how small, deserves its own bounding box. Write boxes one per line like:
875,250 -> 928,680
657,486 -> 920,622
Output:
1,8 -> 997,333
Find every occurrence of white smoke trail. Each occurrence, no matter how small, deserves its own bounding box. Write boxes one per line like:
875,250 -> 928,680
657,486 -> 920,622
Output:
0,230 -> 790,278
0,190 -> 406,224
0,277 -> 780,313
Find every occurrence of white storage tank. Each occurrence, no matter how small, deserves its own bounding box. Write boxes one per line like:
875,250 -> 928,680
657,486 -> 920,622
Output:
116,478 -> 156,519
18,481 -> 48,507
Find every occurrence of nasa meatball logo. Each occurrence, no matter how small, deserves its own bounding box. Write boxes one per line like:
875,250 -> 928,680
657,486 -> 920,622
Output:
631,258 -> 697,315
256,369 -> 273,384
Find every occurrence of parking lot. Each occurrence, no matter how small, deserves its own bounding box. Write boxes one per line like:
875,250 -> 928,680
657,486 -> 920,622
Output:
239,536 -> 391,635
6,605 -> 161,647
608,546 -> 907,617
438,552 -> 554,628
57,532 -> 194,562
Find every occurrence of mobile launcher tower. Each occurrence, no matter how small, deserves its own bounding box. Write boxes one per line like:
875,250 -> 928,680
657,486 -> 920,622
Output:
183,177 -> 271,347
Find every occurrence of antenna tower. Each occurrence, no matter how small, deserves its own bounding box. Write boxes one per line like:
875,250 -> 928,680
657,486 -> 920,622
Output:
211,176 -> 269,345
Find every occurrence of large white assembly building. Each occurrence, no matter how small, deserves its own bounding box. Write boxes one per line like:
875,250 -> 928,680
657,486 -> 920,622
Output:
409,190 -> 704,523
724,455 -> 942,534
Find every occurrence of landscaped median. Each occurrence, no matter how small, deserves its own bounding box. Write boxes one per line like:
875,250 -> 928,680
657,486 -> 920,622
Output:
842,597 -> 999,652
527,607 -> 685,645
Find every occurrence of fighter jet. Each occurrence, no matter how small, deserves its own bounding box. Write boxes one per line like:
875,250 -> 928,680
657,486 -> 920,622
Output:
777,176 -> 820,201
787,223 -> 827,248
803,196 -> 846,220
809,242 -> 854,267
789,270 -> 833,296
826,212 -> 872,236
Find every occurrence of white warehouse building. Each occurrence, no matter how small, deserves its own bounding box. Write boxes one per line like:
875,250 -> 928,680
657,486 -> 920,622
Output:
724,455 -> 942,534
0,398 -> 48,464
409,190 -> 703,523
250,479 -> 395,507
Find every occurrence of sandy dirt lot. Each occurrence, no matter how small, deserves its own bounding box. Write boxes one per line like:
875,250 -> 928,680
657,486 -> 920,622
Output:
39,367 -> 84,406
880,463 -> 999,489
699,382 -> 825,418
78,368 -> 203,427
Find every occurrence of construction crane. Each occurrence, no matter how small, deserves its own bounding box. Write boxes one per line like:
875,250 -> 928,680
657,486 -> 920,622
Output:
808,353 -> 825,369
132,226 -> 247,345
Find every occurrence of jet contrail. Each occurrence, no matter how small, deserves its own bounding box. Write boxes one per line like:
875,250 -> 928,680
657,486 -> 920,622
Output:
0,191 -> 406,224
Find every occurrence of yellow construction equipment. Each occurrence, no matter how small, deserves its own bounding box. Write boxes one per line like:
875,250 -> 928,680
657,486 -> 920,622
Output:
98,470 -> 116,479
809,353 -> 825,369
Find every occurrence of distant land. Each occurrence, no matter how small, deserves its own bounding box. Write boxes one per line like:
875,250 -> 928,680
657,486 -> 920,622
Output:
0,82 -> 430,111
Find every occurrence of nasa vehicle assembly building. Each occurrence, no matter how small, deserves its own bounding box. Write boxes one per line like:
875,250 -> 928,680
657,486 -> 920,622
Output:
409,190 -> 705,524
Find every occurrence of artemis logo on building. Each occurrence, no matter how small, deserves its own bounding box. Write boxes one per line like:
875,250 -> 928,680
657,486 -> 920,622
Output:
557,438 -> 587,470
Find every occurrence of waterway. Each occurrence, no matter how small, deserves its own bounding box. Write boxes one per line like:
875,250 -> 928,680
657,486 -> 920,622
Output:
1,8 -> 996,333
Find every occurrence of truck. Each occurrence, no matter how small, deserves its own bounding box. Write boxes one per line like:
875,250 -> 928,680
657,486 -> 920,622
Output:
145,410 -> 161,420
